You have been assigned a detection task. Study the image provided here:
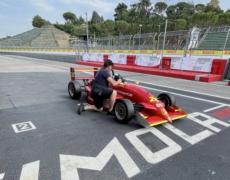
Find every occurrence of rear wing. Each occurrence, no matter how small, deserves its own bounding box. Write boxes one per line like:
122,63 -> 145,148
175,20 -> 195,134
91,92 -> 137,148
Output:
70,67 -> 99,81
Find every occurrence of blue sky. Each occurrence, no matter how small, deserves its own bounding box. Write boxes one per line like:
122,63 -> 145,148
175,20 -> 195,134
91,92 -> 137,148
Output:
0,0 -> 229,38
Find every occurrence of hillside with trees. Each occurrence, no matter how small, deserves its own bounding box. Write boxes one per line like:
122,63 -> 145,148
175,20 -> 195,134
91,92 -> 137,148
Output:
30,0 -> 230,38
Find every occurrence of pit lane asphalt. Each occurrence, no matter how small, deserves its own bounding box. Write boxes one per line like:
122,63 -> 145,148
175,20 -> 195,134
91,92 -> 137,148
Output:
0,55 -> 230,180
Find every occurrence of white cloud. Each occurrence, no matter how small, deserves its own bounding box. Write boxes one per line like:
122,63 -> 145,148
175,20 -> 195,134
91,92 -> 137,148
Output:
28,0 -> 56,12
59,0 -> 121,18
0,1 -> 9,7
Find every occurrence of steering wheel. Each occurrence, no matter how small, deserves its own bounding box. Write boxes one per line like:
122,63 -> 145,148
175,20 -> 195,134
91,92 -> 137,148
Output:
111,69 -> 115,77
111,69 -> 125,83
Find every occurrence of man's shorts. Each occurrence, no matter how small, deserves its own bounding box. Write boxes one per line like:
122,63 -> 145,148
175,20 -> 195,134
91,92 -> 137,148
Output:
91,89 -> 113,109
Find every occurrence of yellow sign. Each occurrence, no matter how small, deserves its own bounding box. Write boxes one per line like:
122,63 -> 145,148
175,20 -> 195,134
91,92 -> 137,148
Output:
161,108 -> 168,115
149,96 -> 158,102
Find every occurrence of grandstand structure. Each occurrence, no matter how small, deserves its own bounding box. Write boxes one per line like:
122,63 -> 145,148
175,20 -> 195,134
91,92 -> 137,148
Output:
0,25 -> 70,48
196,26 -> 230,50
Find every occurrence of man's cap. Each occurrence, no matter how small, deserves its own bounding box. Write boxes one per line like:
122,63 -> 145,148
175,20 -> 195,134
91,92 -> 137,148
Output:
104,59 -> 114,67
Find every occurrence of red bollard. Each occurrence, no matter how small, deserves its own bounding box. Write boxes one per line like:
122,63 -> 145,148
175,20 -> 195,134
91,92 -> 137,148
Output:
70,67 -> 75,81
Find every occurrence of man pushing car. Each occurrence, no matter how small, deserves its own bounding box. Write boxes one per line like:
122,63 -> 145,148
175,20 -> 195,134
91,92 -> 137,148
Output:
78,59 -> 122,115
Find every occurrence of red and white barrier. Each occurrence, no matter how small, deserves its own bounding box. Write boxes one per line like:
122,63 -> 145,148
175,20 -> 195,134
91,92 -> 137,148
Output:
76,54 -> 228,83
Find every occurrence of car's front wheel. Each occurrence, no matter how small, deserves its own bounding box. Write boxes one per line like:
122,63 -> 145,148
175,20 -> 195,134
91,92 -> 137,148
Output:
157,93 -> 175,107
114,98 -> 134,124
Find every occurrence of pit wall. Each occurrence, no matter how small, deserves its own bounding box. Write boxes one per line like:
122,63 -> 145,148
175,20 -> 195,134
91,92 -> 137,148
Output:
0,49 -> 229,84
77,54 -> 229,83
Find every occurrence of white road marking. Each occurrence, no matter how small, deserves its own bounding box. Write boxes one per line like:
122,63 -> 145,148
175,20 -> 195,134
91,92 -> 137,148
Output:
0,174 -> 5,180
163,123 -> 214,145
19,161 -> 40,180
125,127 -> 182,164
127,79 -> 230,100
188,112 -> 230,132
12,121 -> 36,133
138,85 -> 230,106
60,137 -> 140,180
203,104 -> 226,112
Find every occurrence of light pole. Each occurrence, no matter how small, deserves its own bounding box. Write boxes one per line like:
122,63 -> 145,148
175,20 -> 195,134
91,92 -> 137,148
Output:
161,19 -> 168,57
158,24 -> 160,35
101,33 -> 104,50
157,24 -> 161,52
139,24 -> 142,50
85,12 -> 89,52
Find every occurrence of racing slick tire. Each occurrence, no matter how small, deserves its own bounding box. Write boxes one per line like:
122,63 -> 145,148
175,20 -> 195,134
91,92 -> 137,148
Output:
68,81 -> 81,99
114,98 -> 134,124
157,93 -> 175,107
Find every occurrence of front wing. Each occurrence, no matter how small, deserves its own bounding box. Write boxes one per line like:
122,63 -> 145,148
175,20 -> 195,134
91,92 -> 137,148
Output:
134,108 -> 188,128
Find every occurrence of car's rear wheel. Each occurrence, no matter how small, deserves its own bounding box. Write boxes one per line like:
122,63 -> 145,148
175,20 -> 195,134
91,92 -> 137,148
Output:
157,93 -> 175,107
114,98 -> 134,124
68,81 -> 81,99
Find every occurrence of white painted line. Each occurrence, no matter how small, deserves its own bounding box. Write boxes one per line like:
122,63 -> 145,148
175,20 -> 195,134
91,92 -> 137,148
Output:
163,123 -> 214,145
138,85 -> 230,106
127,79 -> 230,100
12,121 -> 36,133
203,104 -> 226,112
125,127 -> 182,164
60,138 -> 140,179
19,161 -> 40,180
0,173 -> 5,180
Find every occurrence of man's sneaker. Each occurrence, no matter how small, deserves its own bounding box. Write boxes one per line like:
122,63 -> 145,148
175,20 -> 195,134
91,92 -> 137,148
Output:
77,103 -> 85,115
107,110 -> 114,116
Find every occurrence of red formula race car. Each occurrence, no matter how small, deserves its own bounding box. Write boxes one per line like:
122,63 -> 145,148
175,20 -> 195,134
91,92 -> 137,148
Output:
68,67 -> 188,128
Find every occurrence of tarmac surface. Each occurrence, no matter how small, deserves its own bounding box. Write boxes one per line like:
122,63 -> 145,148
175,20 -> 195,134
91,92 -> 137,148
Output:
0,55 -> 230,180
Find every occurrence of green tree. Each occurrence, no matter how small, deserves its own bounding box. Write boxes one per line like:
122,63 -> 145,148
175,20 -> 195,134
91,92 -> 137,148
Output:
88,24 -> 101,37
150,14 -> 165,27
117,11 -> 129,22
78,16 -> 85,25
204,4 -> 223,14
63,12 -> 77,23
74,25 -> 87,36
129,0 -> 153,32
114,3 -> 128,21
174,19 -> 187,30
154,2 -> 168,15
53,24 -> 65,31
163,20 -> 174,31
195,4 -> 205,12
189,11 -> 218,28
43,20 -> 51,25
100,16 -> 104,23
216,12 -> 230,26
125,24 -> 136,35
63,23 -> 74,35
115,21 -> 129,35
101,19 -> 115,36
32,15 -> 45,28
166,2 -> 195,21
91,11 -> 101,24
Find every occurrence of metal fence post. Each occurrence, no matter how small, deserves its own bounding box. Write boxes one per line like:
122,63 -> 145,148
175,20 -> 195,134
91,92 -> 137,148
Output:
157,32 -> 162,54
221,29 -> 230,58
161,19 -> 168,58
